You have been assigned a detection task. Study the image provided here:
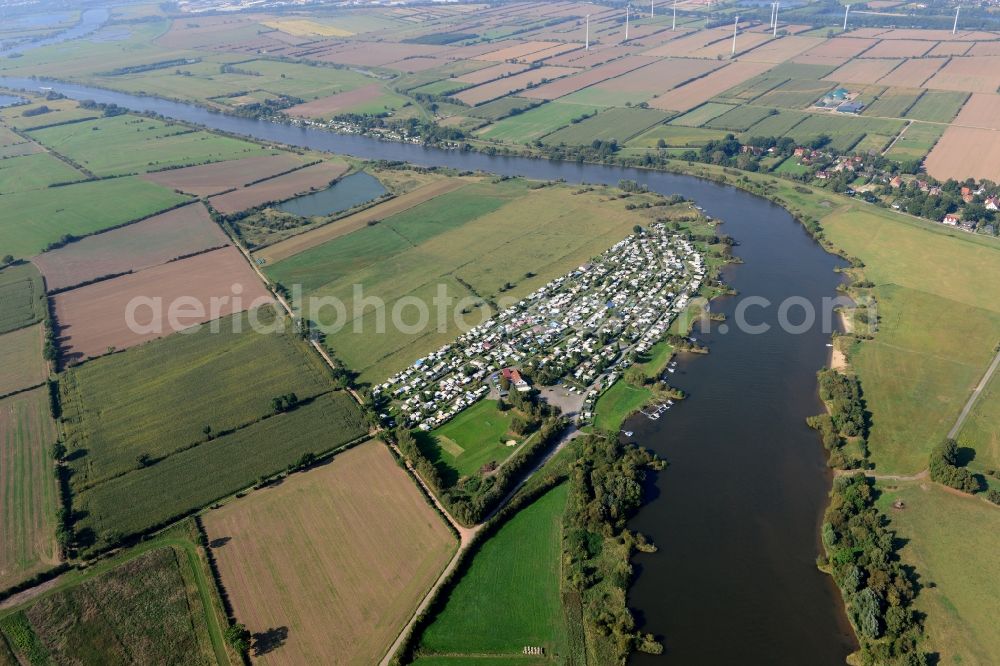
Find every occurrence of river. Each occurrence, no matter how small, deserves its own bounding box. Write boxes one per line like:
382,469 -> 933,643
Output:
0,75 -> 858,663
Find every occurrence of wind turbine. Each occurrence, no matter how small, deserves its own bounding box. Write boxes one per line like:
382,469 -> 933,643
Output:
953,5 -> 961,35
843,4 -> 850,31
672,0 -> 677,31
585,13 -> 590,50
624,3 -> 630,42
731,15 -> 739,57
773,2 -> 780,37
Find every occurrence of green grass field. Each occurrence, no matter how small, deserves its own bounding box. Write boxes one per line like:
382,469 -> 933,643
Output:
464,97 -> 537,121
0,152 -> 84,194
478,102 -> 597,143
703,105 -> 777,131
72,390 -> 367,547
542,107 -> 669,145
821,206 -> 1000,473
668,102 -> 735,128
783,113 -> 904,152
425,399 -> 518,479
884,121 -> 945,162
862,87 -> 922,118
876,482 -> 1000,665
415,483 -> 568,659
0,98 -> 99,130
0,177 -> 190,258
0,546 -> 217,664
739,108 -> 808,137
0,263 -> 46,335
29,115 -> 272,176
956,369 -> 1000,470
903,90 -> 969,123
0,324 -> 47,397
0,387 -> 59,591
60,307 -> 335,491
754,78 -> 835,109
592,379 -> 651,432
627,124 -> 731,148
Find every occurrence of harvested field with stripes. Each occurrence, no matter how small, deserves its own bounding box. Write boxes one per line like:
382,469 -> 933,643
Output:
825,58 -> 902,85
876,57 -> 945,87
203,440 -> 456,666
649,61 -> 774,112
741,35 -> 825,63
452,66 -> 577,105
926,125 -> 1000,182
924,56 -> 1000,93
518,55 -> 657,100
0,324 -> 47,397
0,387 -> 59,590
945,92 -> 1000,129
32,203 -> 228,292
454,62 -> 529,84
52,246 -> 272,362
140,154 -> 307,197
209,161 -> 349,214
283,84 -> 388,118
863,39 -> 934,58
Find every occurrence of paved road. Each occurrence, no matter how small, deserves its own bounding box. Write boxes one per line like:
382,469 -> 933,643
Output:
948,346 -> 1000,440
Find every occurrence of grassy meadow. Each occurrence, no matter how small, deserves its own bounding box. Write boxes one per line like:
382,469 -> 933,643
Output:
876,482 -> 1000,665
0,324 -> 47,396
29,115 -> 272,176
592,380 -> 652,432
415,483 -> 568,660
0,177 -> 189,258
821,206 -> 1000,473
60,307 -> 335,490
477,102 -> 595,144
0,153 -> 84,195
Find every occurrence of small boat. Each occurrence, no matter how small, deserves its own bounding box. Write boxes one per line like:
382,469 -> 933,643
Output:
825,343 -> 833,348
667,368 -> 675,373
621,430 -> 634,437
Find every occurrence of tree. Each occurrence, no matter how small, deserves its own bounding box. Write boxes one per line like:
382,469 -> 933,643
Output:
0,254 -> 12,266
224,623 -> 251,654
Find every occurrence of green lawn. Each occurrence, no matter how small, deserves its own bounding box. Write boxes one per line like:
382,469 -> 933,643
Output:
29,115 -> 271,176
72,390 -> 367,548
0,176 -> 190,258
426,400 -> 517,479
61,307 -> 335,491
0,262 -> 46,335
592,379 -> 651,432
416,483 -> 568,658
875,482 -> 1000,665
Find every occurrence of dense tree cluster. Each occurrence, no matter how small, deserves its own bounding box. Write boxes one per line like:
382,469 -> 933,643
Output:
564,435 -> 666,660
928,439 -> 982,494
822,474 -> 928,666
809,368 -> 869,469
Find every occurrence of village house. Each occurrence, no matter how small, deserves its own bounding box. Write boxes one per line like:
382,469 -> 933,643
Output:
942,213 -> 961,226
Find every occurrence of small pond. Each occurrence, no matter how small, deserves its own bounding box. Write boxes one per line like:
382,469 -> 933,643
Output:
274,171 -> 386,218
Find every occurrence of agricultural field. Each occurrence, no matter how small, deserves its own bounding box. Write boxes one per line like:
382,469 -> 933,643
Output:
31,203 -> 228,292
542,107 -> 669,145
902,90 -> 968,122
140,153 -> 307,197
753,77 -> 836,108
208,160 -> 349,214
627,124 -> 731,148
820,206 -> 1000,473
0,98 -> 98,130
27,115 -> 272,176
477,102 -> 597,144
669,102 -> 735,128
957,369 -> 1000,470
414,483 -> 568,661
0,546 -> 219,664
0,324 -> 47,397
0,177 -> 190,259
876,482 -> 1000,665
60,306 -> 333,490
883,121 -> 944,162
204,440 -> 456,665
72,389 -> 366,547
782,114 -> 904,152
861,87 -> 922,118
925,125 -> 1000,182
703,105 -> 777,131
0,152 -> 84,195
650,62 -> 776,113
421,400 -> 519,481
0,262 -> 46,336
0,387 -> 59,590
284,84 -> 409,118
52,246 -> 272,361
